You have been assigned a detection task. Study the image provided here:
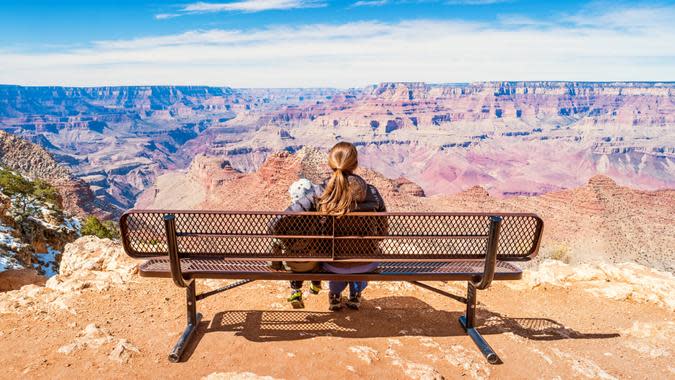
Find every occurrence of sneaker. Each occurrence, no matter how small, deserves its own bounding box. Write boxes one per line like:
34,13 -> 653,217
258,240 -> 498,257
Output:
346,292 -> 362,310
288,290 -> 304,309
309,282 -> 322,295
328,293 -> 343,311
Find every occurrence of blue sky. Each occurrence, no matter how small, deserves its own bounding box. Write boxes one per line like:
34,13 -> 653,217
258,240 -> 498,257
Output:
1,0 -> 674,86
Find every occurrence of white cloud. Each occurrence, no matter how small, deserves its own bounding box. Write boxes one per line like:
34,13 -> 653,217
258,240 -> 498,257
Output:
164,0 -> 326,17
1,6 -> 674,87
446,0 -> 510,4
353,0 -> 389,7
154,13 -> 180,20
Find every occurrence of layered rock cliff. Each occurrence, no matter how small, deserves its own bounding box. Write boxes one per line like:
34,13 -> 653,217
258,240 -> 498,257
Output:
0,131 -> 111,219
139,149 -> 674,271
0,82 -> 673,210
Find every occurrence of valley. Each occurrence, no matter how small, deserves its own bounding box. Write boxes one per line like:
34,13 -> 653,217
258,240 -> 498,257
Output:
0,82 -> 673,216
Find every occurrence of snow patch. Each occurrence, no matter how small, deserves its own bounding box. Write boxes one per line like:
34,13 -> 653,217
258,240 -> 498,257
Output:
0,229 -> 28,251
0,255 -> 23,271
33,245 -> 60,278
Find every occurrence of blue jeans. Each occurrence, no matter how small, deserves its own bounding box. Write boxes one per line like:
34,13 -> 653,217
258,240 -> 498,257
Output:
329,280 -> 367,296
322,262 -> 379,297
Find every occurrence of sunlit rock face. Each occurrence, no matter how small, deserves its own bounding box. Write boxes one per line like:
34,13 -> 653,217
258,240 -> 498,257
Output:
139,148 -> 675,272
0,82 -> 673,209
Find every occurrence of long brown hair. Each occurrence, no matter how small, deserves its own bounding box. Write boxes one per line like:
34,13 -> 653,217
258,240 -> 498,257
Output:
317,142 -> 359,216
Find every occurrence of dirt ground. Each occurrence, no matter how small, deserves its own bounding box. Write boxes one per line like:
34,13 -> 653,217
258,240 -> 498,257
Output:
1,275 -> 672,379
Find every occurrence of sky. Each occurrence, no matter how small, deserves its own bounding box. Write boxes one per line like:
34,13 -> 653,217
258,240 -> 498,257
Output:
0,0 -> 674,87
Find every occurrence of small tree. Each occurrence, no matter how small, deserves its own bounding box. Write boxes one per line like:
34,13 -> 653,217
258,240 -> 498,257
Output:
32,179 -> 62,207
0,169 -> 33,195
102,220 -> 121,239
81,216 -> 115,239
0,169 -> 35,216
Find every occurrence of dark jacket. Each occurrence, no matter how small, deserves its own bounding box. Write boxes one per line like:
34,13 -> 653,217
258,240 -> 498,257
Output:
269,183 -> 326,271
354,183 -> 387,213
285,179 -> 386,213
330,183 -> 387,269
271,177 -> 388,270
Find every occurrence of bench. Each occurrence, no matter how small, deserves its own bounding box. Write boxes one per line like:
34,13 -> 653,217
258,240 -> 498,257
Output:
120,210 -> 543,364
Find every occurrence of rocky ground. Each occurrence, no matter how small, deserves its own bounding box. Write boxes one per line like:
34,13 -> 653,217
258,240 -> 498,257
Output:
0,237 -> 673,379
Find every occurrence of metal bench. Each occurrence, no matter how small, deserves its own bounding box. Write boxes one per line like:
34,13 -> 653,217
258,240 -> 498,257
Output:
120,210 -> 543,364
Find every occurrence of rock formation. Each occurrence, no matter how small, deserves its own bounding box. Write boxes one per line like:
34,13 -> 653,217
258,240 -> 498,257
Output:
139,147 -> 426,212
1,82 -> 672,210
139,150 -> 675,272
0,236 -> 136,313
0,131 -> 111,219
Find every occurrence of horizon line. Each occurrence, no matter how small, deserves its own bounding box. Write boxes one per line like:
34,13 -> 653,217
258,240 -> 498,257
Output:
2,80 -> 675,90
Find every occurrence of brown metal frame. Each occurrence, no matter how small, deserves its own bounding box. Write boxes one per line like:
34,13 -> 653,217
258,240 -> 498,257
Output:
121,210 -> 544,261
121,210 -> 543,364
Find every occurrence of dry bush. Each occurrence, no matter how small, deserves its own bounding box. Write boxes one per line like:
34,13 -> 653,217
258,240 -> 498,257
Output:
545,243 -> 571,263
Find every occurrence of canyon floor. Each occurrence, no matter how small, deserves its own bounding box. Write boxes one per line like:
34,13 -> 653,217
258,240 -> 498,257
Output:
0,238 -> 673,380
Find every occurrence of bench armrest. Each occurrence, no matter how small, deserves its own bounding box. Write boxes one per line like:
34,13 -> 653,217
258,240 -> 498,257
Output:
164,214 -> 193,288
472,216 -> 502,290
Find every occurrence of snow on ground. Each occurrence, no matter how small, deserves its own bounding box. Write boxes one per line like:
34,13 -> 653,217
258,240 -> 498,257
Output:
33,245 -> 60,278
62,216 -> 81,234
0,191 -> 80,276
0,222 -> 28,272
0,225 -> 28,251
0,255 -> 23,271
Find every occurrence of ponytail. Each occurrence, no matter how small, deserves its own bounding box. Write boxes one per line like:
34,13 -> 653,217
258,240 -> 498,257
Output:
318,169 -> 353,216
317,142 -> 359,216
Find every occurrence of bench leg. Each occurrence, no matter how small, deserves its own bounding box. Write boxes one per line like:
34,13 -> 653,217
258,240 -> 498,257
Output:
169,281 -> 203,363
458,282 -> 501,364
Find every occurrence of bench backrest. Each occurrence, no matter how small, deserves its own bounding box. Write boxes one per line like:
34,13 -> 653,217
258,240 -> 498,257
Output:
120,210 -> 543,262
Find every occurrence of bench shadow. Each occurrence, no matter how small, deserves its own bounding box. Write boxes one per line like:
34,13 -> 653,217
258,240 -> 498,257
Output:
181,295 -> 619,359
480,312 -> 621,341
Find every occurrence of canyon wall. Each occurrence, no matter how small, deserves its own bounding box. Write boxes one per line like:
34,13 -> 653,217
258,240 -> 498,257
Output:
0,82 -> 672,212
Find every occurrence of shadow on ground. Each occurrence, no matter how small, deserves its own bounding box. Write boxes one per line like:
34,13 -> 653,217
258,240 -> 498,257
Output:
181,295 -> 619,360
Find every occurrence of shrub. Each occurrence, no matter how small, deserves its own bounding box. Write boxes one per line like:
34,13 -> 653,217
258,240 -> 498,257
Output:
0,169 -> 35,216
0,169 -> 33,196
547,244 -> 571,263
102,220 -> 121,239
81,216 -> 119,239
32,179 -> 62,206
0,168 -> 62,211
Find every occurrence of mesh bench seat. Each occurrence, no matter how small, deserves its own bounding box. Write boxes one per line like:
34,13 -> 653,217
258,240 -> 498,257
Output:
139,258 -> 523,281
121,210 -> 543,364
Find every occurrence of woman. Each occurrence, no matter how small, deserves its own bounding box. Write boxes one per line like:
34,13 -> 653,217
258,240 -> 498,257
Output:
316,142 -> 386,311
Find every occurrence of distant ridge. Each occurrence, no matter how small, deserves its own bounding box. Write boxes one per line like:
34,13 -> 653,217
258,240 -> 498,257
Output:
0,82 -> 672,209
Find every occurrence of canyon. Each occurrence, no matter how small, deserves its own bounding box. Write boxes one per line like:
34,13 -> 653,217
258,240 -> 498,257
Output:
140,148 -> 675,272
1,82 -> 673,216
0,124 -> 672,378
0,171 -> 673,378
